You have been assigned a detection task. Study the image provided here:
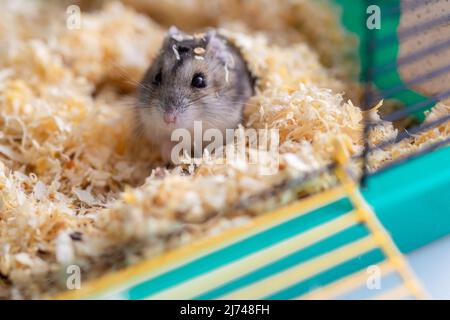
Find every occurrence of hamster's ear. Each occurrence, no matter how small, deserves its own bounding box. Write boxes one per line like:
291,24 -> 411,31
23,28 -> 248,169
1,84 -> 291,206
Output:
205,29 -> 217,40
206,32 -> 234,67
163,26 -> 180,48
168,26 -> 180,36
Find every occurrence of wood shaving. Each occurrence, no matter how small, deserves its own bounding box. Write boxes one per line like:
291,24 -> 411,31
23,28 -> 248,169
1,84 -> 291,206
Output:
172,44 -> 181,60
194,47 -> 206,55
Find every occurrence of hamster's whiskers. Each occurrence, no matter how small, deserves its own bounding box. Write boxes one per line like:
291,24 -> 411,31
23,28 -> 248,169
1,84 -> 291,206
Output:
107,59 -> 153,91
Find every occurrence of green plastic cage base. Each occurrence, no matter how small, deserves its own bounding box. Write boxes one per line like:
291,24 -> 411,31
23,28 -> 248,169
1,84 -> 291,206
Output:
364,145 -> 450,253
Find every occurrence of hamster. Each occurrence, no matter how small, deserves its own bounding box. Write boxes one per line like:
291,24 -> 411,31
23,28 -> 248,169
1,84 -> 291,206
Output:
136,26 -> 254,163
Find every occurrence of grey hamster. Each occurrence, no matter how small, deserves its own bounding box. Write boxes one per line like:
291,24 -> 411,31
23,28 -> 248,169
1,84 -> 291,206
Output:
136,26 -> 254,162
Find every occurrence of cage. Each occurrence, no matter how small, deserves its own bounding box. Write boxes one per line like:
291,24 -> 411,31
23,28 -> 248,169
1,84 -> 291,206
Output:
50,0 -> 450,300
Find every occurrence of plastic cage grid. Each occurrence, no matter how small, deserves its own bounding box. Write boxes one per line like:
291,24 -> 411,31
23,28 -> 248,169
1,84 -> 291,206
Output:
360,0 -> 450,183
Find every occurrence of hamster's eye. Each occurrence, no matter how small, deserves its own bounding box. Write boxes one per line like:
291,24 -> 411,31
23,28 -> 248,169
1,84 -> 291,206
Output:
153,70 -> 162,86
178,46 -> 190,54
191,73 -> 207,88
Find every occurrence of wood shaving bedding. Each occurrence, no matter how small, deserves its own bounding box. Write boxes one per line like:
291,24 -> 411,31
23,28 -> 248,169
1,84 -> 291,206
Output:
0,0 -> 448,299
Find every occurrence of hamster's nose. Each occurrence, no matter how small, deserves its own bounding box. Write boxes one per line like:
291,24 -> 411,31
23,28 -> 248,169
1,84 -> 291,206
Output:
163,112 -> 177,124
